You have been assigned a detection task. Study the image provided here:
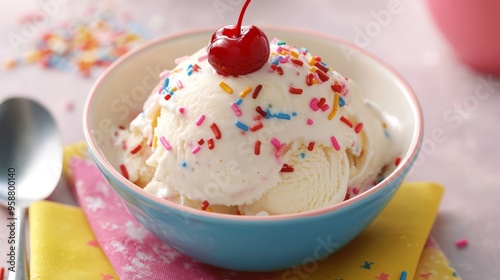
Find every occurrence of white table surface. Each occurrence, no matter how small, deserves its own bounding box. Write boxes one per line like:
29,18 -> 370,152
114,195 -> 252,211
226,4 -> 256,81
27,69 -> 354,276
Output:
1,0 -> 499,279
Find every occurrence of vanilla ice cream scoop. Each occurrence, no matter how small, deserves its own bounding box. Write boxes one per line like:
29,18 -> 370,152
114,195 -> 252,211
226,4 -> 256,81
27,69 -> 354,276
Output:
239,83 -> 396,215
143,41 -> 359,206
239,143 -> 349,215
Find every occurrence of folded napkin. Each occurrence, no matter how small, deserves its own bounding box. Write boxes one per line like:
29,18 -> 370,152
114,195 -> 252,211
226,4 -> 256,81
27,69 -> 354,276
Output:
29,201 -> 119,280
28,143 -> 461,280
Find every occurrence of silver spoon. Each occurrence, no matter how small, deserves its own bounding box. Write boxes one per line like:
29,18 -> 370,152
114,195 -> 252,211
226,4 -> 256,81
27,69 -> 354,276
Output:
0,97 -> 63,280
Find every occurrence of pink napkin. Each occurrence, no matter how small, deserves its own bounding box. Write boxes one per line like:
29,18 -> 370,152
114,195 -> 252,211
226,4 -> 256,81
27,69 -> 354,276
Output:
70,157 -> 274,280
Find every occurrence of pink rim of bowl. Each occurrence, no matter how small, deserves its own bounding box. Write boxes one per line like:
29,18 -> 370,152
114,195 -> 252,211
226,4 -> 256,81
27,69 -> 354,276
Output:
83,26 -> 423,222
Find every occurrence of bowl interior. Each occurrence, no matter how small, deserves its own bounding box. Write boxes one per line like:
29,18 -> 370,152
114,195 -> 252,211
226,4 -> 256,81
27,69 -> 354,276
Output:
85,27 -> 421,210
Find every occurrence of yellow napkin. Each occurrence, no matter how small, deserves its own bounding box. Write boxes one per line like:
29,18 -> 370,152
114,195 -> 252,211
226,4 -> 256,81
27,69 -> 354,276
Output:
28,142 -> 460,279
29,201 -> 118,280
291,182 -> 449,280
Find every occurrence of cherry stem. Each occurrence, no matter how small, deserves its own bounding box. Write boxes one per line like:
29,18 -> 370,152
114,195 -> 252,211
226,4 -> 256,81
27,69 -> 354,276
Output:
235,0 -> 251,37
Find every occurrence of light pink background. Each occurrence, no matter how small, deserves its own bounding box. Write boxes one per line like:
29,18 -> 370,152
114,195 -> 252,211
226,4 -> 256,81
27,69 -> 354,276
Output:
1,1 -> 499,279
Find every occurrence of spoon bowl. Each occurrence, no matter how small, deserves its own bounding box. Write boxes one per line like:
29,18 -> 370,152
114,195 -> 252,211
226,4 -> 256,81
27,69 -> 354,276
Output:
0,97 -> 63,280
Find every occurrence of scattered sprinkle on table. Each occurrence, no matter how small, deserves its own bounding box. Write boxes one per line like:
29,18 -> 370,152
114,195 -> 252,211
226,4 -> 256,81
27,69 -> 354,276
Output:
5,9 -> 150,77
456,238 -> 468,248
65,99 -> 75,112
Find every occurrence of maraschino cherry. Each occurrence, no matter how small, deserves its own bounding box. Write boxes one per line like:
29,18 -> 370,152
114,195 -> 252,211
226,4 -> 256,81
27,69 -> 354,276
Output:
207,0 -> 270,76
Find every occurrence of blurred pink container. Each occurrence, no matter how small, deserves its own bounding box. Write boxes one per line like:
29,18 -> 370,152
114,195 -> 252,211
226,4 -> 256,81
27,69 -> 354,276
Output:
426,0 -> 500,74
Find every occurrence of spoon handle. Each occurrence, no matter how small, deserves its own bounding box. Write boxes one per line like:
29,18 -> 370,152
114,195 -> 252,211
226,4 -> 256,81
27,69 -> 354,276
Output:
8,206 -> 29,280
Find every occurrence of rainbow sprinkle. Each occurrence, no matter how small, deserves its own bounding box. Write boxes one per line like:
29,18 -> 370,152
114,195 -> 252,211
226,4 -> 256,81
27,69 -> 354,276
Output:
275,113 -> 291,120
219,81 -> 233,94
354,122 -> 364,134
201,200 -> 210,211
130,144 -> 142,155
289,87 -> 303,94
330,136 -> 341,151
255,106 -> 267,117
456,239 -> 468,248
316,69 -> 329,82
328,94 -> 340,120
254,141 -> 261,155
163,78 -> 170,89
207,138 -> 215,150
308,142 -> 315,151
192,145 -> 201,154
277,66 -> 284,75
339,96 -> 346,107
231,103 -> 242,117
340,116 -> 353,128
310,98 -> 320,111
197,54 -> 208,62
235,121 -> 249,131
239,86 -> 252,98
314,61 -> 329,72
306,73 -> 314,86
280,164 -> 294,173
192,64 -> 201,72
271,137 -> 281,149
119,164 -> 129,180
210,123 -> 222,139
331,83 -> 343,93
249,122 -> 263,132
317,98 -> 326,108
159,136 -> 172,151
308,57 -> 316,66
275,143 -> 287,157
186,64 -> 195,76
252,84 -> 263,99
291,58 -> 303,66
195,114 -> 206,126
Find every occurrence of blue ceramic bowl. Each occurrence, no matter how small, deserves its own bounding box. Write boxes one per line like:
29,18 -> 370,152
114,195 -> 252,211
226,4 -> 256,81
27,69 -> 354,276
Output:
83,27 -> 423,272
